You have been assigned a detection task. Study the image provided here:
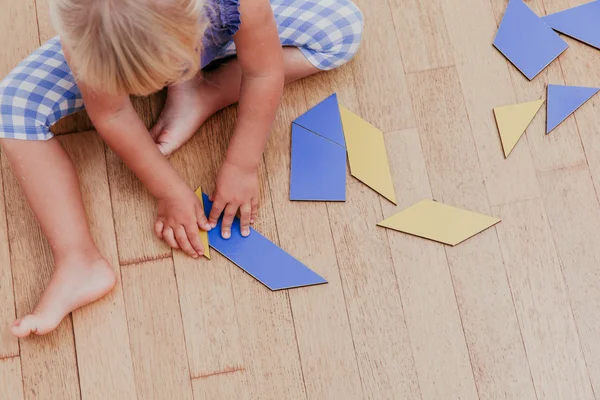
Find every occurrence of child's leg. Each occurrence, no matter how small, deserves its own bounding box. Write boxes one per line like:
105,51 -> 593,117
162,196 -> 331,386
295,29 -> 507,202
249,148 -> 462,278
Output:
150,47 -> 319,156
1,138 -> 115,338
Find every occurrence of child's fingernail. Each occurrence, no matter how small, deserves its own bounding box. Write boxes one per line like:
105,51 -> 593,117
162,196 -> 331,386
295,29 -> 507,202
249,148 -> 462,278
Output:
242,228 -> 250,237
211,223 -> 217,228
197,250 -> 203,256
223,231 -> 230,239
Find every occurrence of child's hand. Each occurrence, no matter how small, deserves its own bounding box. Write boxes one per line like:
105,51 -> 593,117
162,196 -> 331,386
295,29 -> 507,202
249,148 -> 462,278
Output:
209,159 -> 259,238
155,188 -> 212,258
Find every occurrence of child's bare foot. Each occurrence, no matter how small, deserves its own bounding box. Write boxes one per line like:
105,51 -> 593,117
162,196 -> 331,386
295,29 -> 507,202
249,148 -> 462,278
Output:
11,255 -> 116,338
150,76 -> 218,157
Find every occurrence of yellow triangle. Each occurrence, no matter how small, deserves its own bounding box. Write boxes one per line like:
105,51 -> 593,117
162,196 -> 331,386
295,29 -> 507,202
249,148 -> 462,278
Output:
493,99 -> 544,158
194,186 -> 211,259
377,200 -> 501,246
339,105 -> 396,204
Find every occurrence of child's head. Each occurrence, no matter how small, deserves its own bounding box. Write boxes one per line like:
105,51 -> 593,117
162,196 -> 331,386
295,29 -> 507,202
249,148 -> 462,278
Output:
50,0 -> 208,96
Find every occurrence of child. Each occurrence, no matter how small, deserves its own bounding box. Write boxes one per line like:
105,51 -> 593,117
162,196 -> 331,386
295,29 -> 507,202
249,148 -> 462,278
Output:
0,0 -> 363,338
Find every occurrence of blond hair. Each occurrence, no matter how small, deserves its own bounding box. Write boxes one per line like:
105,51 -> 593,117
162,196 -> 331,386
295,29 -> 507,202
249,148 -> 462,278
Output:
50,0 -> 209,96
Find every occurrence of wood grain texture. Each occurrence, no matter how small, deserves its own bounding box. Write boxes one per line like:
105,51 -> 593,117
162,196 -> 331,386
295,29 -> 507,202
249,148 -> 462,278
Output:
0,151 -> 17,358
58,132 -> 137,400
0,0 -> 39,361
327,182 -> 420,400
349,0 -> 415,132
538,167 -> 600,394
388,0 -> 454,72
192,369 -> 249,400
408,67 -> 537,399
489,0 -> 586,172
121,258 -> 193,400
0,357 -> 25,400
264,80 -> 363,399
2,154 -> 80,400
441,0 -> 540,205
493,200 -> 594,399
381,128 -> 479,400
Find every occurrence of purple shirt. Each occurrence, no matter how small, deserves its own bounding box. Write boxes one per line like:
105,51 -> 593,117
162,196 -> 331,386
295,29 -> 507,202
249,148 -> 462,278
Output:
201,0 -> 242,68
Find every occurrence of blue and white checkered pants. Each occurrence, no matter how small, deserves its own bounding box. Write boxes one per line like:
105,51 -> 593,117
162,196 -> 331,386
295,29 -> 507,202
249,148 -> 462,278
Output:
0,0 -> 363,141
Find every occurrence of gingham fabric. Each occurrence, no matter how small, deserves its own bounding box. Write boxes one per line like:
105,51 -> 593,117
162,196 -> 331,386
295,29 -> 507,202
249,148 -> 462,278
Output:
0,0 -> 363,141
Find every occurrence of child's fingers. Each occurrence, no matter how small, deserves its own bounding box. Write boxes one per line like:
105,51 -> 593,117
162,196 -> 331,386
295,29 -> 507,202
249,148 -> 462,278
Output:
239,203 -> 252,237
208,198 -> 226,228
163,227 -> 179,249
221,203 -> 238,239
154,219 -> 165,239
250,198 -> 259,224
175,225 -> 198,258
185,223 -> 205,257
196,207 -> 212,232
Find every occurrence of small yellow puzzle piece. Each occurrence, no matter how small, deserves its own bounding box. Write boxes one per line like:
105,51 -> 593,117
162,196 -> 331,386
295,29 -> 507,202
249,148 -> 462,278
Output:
194,186 -> 211,259
339,105 -> 396,204
493,99 -> 544,158
377,200 -> 501,246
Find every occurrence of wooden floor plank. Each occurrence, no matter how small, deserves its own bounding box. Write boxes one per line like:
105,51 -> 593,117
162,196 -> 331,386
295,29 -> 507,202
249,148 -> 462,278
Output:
388,0 -> 454,73
493,199 -> 594,399
0,357 -> 25,400
407,67 -> 537,399
105,147 -> 171,265
381,128 -> 479,400
489,0 -> 586,172
349,0 -> 415,132
327,182 -> 420,400
0,0 -> 40,361
264,80 -> 363,399
0,152 -> 18,358
2,154 -> 80,400
440,0 -> 540,205
192,370 -> 249,400
121,258 -> 193,400
57,132 -> 137,400
538,167 -> 600,394
167,125 -> 246,381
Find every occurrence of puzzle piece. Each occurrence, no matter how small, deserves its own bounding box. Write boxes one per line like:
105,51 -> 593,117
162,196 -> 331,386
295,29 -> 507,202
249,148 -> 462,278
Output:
290,123 -> 346,201
493,0 -> 568,80
493,99 -> 544,157
201,193 -> 328,290
339,105 -> 396,204
547,84 -> 599,133
293,93 -> 346,147
544,1 -> 600,50
194,186 -> 211,259
378,200 -> 501,246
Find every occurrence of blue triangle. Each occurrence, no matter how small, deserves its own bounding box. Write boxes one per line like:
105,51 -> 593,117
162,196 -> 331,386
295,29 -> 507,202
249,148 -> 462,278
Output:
544,1 -> 600,49
547,84 -> 599,133
493,0 -> 568,80
293,93 -> 346,147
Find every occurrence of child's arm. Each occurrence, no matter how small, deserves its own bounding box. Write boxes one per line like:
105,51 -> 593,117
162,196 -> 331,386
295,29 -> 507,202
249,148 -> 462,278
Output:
79,86 -> 212,258
208,0 -> 285,237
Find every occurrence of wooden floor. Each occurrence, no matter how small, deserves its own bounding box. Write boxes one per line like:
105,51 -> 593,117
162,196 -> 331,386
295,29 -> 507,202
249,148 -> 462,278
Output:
2,0 -> 600,398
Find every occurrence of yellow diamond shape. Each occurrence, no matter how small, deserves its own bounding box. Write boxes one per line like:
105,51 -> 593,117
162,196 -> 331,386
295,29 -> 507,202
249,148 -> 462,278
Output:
194,186 -> 211,259
378,200 -> 501,246
339,105 -> 396,204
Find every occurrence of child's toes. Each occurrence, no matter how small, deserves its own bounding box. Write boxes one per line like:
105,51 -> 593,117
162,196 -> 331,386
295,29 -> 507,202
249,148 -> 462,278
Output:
11,313 -> 57,338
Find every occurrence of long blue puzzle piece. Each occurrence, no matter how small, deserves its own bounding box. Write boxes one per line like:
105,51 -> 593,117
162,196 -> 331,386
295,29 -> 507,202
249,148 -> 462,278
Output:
493,0 -> 568,80
293,93 -> 346,147
547,84 -> 599,133
290,123 -> 346,201
544,1 -> 600,50
202,194 -> 328,291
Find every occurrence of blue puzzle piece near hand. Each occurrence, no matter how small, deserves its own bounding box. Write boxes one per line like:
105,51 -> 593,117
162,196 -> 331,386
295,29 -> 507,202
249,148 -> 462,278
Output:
293,93 -> 346,147
202,194 -> 328,291
494,0 -> 568,80
544,1 -> 600,50
547,84 -> 599,133
290,123 -> 346,201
